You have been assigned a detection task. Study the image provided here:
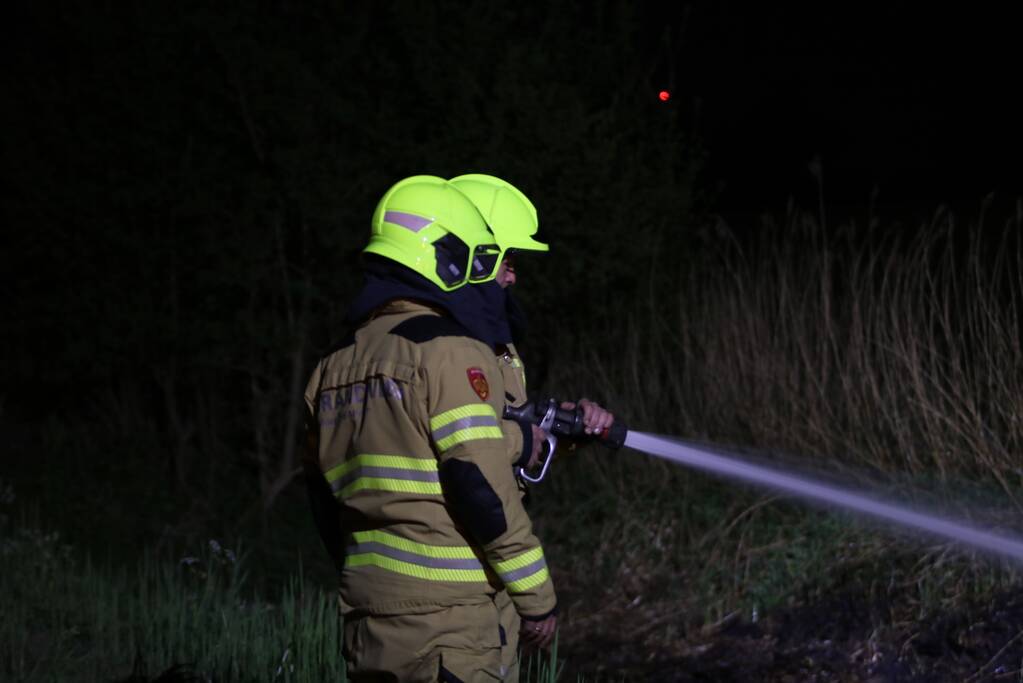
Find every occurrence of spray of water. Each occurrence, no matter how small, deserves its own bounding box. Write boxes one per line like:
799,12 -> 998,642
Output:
625,430 -> 1023,563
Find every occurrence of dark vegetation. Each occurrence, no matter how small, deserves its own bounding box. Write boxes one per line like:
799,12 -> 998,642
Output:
3,2 -> 1022,680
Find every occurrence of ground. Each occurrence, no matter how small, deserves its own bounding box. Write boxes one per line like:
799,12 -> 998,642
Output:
561,589 -> 1023,681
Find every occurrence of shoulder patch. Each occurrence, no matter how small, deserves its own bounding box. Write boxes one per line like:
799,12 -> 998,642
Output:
467,367 -> 490,400
389,314 -> 473,343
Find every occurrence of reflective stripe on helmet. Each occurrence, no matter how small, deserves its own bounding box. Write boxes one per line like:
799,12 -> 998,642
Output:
344,529 -> 488,583
492,546 -> 550,593
429,404 -> 502,452
382,210 -> 432,232
326,454 -> 442,499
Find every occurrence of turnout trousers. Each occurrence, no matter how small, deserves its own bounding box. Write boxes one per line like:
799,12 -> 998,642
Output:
343,590 -> 521,682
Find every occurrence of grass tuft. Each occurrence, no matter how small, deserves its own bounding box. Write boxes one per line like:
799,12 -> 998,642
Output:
1,522 -> 345,683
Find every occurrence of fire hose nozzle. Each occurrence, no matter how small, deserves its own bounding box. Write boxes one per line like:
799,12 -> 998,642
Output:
598,421 -> 628,450
503,398 -> 628,450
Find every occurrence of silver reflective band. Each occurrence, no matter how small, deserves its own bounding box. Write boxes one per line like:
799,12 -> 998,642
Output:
499,557 -> 547,584
431,414 -> 500,442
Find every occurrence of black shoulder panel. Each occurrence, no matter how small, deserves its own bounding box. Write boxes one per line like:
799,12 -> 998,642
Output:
439,459 -> 508,545
389,315 -> 471,344
439,666 -> 466,683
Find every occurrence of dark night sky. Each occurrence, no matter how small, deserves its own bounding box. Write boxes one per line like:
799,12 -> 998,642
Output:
3,3 -> 1019,232
643,3 -> 1022,226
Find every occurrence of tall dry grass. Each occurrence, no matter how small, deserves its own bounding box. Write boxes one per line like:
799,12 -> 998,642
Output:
534,201 -> 1023,657
569,201 -> 1022,491
700,208 -> 1019,488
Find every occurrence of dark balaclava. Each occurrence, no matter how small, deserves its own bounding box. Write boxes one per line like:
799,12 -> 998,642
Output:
473,279 -> 529,347
344,256 -> 505,348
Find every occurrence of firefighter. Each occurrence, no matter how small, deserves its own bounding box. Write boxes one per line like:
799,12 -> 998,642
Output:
303,175 -> 555,682
449,173 -> 615,444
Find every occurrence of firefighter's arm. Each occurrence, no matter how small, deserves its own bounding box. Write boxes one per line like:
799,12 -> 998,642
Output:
498,344 -> 533,467
427,343 -> 557,618
501,412 -> 534,469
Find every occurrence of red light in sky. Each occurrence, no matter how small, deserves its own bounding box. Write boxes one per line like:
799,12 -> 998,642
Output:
658,90 -> 670,102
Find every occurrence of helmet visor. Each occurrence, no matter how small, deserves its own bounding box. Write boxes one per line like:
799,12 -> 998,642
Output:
468,243 -> 503,283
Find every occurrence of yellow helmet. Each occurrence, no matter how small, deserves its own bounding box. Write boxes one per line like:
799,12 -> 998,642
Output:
449,174 -> 549,254
365,175 -> 502,290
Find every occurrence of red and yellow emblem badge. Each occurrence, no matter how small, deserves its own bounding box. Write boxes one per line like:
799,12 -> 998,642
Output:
466,367 -> 490,400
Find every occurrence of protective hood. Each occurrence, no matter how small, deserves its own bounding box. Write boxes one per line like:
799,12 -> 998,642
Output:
344,257 -> 507,348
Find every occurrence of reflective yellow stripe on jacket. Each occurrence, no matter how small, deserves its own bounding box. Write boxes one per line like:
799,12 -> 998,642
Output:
325,454 -> 441,499
492,547 -> 550,593
345,529 -> 488,583
429,404 -> 503,453
509,354 -> 526,393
